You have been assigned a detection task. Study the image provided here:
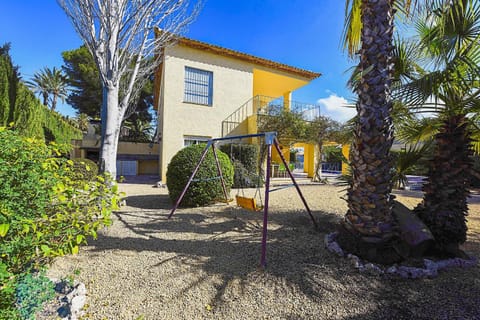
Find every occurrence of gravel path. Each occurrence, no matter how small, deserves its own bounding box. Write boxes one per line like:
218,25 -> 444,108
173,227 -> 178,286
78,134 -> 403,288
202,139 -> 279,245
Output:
46,183 -> 480,320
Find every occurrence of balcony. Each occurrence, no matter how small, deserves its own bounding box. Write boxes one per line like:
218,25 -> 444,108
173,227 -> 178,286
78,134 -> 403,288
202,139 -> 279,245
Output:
221,95 -> 321,137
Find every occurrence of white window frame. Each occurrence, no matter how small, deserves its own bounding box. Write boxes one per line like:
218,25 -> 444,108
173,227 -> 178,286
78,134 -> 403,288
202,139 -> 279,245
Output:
184,66 -> 213,106
184,135 -> 210,147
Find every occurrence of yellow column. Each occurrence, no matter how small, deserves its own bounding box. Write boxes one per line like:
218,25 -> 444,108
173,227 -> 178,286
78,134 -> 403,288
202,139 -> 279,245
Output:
283,91 -> 292,111
341,144 -> 350,175
304,143 -> 315,178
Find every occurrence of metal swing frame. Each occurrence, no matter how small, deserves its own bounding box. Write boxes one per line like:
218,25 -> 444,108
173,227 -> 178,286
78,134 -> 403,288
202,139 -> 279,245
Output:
168,131 -> 317,267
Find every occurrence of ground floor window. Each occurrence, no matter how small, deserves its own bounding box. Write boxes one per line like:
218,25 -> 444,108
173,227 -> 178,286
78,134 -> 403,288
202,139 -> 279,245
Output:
184,135 -> 210,147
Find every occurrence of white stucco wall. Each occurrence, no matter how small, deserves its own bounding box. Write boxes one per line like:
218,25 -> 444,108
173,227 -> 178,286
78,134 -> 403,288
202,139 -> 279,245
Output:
159,45 -> 254,181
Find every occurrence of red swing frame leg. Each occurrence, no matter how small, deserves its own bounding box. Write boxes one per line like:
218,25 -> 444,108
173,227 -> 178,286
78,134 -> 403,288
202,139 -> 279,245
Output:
168,142 -> 212,219
212,143 -> 230,203
260,141 -> 272,268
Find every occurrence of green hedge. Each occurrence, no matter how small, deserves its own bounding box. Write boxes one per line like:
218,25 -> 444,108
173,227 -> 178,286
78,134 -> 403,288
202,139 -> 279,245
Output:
219,143 -> 260,188
167,144 -> 234,207
0,45 -> 81,144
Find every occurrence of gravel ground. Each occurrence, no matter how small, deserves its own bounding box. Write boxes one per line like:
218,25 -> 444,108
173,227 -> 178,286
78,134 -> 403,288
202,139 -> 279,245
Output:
46,183 -> 480,320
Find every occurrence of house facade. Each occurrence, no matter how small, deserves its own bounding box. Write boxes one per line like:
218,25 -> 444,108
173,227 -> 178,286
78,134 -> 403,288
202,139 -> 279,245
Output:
154,36 -> 321,182
71,121 -> 160,177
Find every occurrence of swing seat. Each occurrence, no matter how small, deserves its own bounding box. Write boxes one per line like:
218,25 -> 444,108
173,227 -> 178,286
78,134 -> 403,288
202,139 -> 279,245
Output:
236,195 -> 262,211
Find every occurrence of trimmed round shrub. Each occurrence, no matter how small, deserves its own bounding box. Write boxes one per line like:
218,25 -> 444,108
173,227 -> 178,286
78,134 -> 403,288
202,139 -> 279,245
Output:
167,144 -> 234,207
67,158 -> 99,181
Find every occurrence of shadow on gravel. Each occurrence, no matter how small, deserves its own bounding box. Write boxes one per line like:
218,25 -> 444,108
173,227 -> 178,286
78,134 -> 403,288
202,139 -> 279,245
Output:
91,202 -> 480,319
124,194 -> 172,210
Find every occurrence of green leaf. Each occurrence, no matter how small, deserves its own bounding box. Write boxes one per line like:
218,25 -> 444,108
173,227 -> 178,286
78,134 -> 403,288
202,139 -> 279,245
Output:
0,223 -> 9,237
71,246 -> 79,254
76,234 -> 85,244
40,245 -> 51,254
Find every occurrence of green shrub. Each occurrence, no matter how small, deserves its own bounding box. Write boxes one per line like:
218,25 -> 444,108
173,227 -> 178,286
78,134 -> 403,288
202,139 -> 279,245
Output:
167,144 -> 233,207
232,160 -> 262,188
15,271 -> 55,320
0,45 -> 81,143
0,128 -> 120,315
219,143 -> 260,188
68,158 -> 99,181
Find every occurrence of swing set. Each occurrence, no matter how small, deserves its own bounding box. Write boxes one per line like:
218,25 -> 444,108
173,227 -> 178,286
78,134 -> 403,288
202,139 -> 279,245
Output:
168,132 -> 317,267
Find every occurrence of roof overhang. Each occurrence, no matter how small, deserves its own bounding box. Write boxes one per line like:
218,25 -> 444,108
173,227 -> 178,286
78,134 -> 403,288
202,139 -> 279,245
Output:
176,37 -> 321,80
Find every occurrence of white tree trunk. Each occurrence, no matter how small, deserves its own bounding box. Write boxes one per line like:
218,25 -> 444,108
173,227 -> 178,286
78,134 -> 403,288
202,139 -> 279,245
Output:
57,0 -> 202,181
99,85 -> 122,178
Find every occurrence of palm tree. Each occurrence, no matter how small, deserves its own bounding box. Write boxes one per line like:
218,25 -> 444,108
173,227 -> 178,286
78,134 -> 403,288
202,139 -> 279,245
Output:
26,67 -> 50,107
26,67 -> 68,111
339,0 -> 446,263
395,0 -> 480,255
47,67 -> 68,111
122,117 -> 153,142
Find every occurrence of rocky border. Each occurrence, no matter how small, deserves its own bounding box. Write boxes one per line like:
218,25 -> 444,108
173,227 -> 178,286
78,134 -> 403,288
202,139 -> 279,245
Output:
37,278 -> 87,320
325,232 -> 478,278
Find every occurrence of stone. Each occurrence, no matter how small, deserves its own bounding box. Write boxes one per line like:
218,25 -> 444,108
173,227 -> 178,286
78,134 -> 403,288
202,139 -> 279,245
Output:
386,266 -> 397,274
71,295 -> 87,318
324,233 -> 344,257
364,263 -> 383,275
57,305 -> 70,318
393,201 -> 434,257
326,232 -> 477,279
75,283 -> 86,296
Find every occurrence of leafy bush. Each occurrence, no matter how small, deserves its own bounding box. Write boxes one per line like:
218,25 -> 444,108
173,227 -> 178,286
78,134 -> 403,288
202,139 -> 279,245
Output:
219,143 -> 260,188
167,144 -> 233,207
15,271 -> 55,320
232,160 -> 261,188
0,128 -> 120,315
68,158 -> 99,181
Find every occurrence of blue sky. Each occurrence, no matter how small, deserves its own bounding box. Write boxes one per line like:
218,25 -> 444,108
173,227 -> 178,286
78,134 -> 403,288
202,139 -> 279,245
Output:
0,0 -> 357,122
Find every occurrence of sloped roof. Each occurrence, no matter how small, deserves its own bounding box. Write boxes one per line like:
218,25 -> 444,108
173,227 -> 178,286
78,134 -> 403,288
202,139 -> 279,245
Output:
176,36 -> 321,80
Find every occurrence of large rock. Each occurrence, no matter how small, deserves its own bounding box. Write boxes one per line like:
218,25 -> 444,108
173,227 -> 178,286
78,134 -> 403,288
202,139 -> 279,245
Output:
393,201 -> 434,257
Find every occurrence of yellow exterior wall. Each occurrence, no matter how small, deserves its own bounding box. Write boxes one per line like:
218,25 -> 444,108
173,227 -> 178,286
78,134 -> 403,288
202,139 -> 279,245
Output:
138,160 -> 159,175
271,144 -> 290,164
78,139 -> 160,156
342,144 -> 350,175
117,142 -> 159,155
253,68 -> 309,99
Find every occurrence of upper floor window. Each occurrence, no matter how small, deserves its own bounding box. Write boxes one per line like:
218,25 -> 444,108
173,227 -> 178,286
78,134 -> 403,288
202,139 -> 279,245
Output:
184,66 -> 213,106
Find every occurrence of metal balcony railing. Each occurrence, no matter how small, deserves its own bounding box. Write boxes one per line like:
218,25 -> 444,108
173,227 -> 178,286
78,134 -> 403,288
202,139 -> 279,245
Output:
221,95 -> 322,137
255,95 -> 321,121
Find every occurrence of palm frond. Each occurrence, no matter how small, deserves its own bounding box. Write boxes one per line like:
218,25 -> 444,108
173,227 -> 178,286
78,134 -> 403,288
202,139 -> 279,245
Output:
342,0 -> 362,58
396,117 -> 441,143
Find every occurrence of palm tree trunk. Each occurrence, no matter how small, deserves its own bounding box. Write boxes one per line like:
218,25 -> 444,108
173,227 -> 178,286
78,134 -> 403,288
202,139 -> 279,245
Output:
415,114 -> 472,254
338,0 -> 399,263
51,93 -> 57,111
42,92 -> 48,107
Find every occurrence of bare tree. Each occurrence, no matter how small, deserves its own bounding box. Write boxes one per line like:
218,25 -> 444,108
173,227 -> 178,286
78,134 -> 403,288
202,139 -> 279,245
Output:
57,0 -> 201,177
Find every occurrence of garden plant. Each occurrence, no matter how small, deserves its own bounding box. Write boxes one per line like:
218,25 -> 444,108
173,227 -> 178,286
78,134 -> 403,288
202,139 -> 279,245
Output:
0,128 -> 120,319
